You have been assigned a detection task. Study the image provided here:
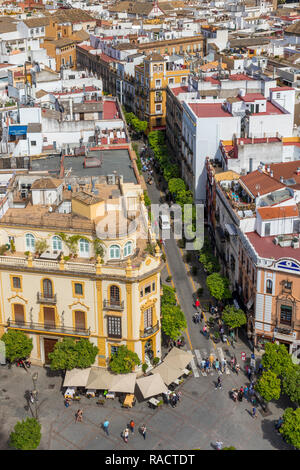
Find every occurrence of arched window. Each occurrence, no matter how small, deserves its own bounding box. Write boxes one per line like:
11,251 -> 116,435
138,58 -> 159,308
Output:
43,279 -> 53,298
79,238 -> 89,256
25,233 -> 35,251
266,279 -> 272,294
124,241 -> 133,257
109,244 -> 120,259
52,236 -> 62,251
110,285 -> 120,305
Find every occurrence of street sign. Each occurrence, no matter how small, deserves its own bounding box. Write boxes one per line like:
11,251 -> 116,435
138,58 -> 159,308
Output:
241,352 -> 246,361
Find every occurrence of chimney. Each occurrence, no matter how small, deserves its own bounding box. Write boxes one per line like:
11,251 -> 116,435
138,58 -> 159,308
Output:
270,171 -> 274,177
280,176 -> 284,183
296,167 -> 300,176
267,165 -> 271,173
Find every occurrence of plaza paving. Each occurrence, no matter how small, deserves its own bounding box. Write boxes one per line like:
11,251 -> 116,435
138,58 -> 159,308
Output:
0,362 -> 291,450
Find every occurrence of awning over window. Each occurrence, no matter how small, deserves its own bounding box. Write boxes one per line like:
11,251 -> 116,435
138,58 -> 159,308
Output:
8,125 -> 27,136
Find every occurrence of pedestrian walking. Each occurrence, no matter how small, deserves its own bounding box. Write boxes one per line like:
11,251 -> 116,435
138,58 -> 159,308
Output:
215,440 -> 223,450
200,359 -> 206,373
200,311 -> 204,322
251,407 -> 257,419
129,419 -> 135,433
244,386 -> 248,400
103,419 -> 110,436
75,409 -> 83,422
215,376 -> 222,390
195,298 -> 200,311
123,427 -> 129,443
205,359 -> 210,373
202,325 -> 207,337
64,398 -> 71,408
258,363 -> 263,375
214,358 -> 220,372
235,363 -> 240,375
140,424 -> 147,440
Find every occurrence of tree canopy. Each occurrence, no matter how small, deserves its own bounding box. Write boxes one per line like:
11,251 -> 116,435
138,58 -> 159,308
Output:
255,370 -> 281,402
261,343 -> 293,377
109,345 -> 141,374
206,273 -> 232,301
161,284 -> 177,306
280,408 -> 300,449
1,329 -> 33,362
282,364 -> 300,406
48,338 -> 98,371
10,417 -> 41,450
161,303 -> 187,341
222,305 -> 247,330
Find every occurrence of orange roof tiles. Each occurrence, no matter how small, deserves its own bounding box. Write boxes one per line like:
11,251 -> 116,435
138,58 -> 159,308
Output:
239,170 -> 285,197
257,205 -> 299,220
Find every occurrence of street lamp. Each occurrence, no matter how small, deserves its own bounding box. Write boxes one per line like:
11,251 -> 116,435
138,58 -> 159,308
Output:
31,372 -> 38,420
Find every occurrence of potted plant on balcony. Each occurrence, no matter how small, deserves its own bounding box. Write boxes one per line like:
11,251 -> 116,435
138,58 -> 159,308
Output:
153,357 -> 160,367
0,244 -> 8,256
34,239 -> 48,258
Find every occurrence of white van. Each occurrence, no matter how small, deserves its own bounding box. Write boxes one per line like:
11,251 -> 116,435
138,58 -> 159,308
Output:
159,214 -> 171,230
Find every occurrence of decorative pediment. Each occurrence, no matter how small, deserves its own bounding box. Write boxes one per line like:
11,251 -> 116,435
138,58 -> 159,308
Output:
7,294 -> 28,304
276,259 -> 300,273
68,300 -> 90,311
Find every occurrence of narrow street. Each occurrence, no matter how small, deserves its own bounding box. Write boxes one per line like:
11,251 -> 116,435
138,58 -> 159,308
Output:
136,138 -> 254,377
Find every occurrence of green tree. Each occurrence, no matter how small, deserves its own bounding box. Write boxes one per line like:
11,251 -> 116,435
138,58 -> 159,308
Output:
199,251 -> 220,274
73,339 -> 98,369
282,364 -> 300,406
109,345 -> 141,374
161,303 -> 187,341
255,370 -> 281,402
222,305 -> 247,331
280,407 -> 300,449
1,329 -> 33,362
48,338 -> 98,371
10,417 -> 41,450
161,284 -> 177,306
168,178 -> 186,196
261,342 -> 293,376
206,273 -> 232,301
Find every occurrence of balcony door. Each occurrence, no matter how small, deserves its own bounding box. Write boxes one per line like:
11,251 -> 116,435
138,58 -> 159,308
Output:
13,304 -> 25,325
110,285 -> 120,306
144,307 -> 153,330
43,279 -> 53,299
75,310 -> 85,331
43,307 -> 55,329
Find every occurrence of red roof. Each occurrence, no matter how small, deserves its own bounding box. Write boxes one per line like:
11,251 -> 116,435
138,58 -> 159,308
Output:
239,93 -> 266,102
204,76 -> 220,85
171,86 -> 189,96
246,231 -> 300,263
188,103 -> 232,118
240,170 -> 285,197
270,87 -> 294,92
103,100 -> 119,120
257,205 -> 299,220
228,74 -> 254,81
252,101 -> 285,116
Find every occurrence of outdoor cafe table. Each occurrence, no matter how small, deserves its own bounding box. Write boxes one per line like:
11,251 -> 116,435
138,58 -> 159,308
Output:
148,397 -> 160,407
123,394 -> 135,408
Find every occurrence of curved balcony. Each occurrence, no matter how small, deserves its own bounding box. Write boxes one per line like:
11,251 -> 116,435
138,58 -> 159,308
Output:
140,322 -> 159,338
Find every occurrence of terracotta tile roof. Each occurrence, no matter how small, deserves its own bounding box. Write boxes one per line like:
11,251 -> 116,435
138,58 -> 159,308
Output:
31,177 -> 63,190
239,93 -> 266,102
257,205 -> 299,220
239,170 -> 285,197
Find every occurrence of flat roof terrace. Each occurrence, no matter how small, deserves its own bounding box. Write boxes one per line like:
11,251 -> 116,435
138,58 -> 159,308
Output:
30,149 -> 137,183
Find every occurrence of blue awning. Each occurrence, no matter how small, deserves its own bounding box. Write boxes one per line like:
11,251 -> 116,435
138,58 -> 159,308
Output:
8,125 -> 27,136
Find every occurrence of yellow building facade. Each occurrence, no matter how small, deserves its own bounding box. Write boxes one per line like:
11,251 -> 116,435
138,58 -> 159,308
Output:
0,177 -> 162,369
134,54 -> 190,132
